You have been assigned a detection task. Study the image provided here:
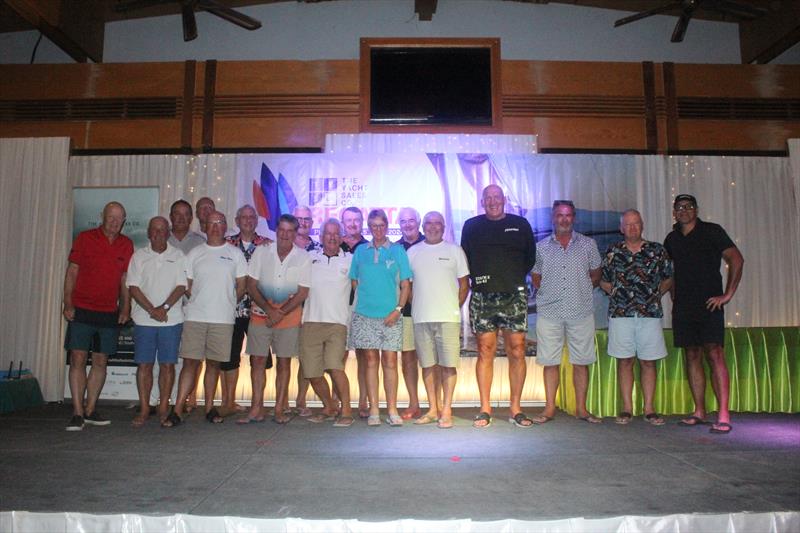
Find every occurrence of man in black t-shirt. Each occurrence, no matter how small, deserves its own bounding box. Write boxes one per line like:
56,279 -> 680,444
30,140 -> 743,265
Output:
461,184 -> 537,428
664,194 -> 743,435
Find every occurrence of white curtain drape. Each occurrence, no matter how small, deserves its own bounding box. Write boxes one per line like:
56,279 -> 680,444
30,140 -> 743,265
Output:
0,138 -> 71,401
636,154 -> 800,328
68,154 -> 240,227
325,133 -> 537,154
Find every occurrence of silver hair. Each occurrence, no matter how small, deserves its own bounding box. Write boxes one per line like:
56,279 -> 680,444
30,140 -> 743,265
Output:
619,208 -> 642,224
236,204 -> 257,218
323,218 -> 343,234
398,207 -> 420,224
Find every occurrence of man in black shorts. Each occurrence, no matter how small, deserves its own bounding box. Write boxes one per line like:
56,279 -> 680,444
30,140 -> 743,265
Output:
461,184 -> 536,428
665,194 -> 743,434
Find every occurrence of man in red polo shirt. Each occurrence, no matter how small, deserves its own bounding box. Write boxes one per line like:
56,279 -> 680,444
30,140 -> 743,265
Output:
63,201 -> 134,431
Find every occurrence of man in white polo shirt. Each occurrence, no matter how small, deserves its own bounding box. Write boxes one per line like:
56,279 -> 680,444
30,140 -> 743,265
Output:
407,211 -> 470,429
126,216 -> 187,428
298,219 -> 354,427
168,211 -> 247,426
241,214 -> 311,425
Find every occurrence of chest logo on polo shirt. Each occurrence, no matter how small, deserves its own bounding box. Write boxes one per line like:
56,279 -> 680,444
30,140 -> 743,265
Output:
504,227 -> 519,232
219,255 -> 234,262
385,259 -> 395,269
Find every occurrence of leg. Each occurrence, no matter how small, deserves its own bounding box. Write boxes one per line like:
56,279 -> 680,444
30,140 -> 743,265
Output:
203,360 -> 221,416
329,370 -> 351,418
186,361 -> 203,411
274,357 -> 292,421
617,357 -> 635,416
419,365 -> 440,422
503,330 -> 528,419
381,350 -> 399,417
572,363 -> 593,419
401,350 -> 421,419
474,331 -> 497,421
246,355 -> 268,420
705,343 -> 730,426
364,349 -> 381,416
157,363 -> 175,421
294,363 -> 311,414
684,345 -> 707,421
84,353 -> 108,416
134,363 -> 154,425
439,366 -> 457,427
68,350 -> 89,416
356,349 -> 369,416
539,364 -> 560,420
173,358 -> 201,418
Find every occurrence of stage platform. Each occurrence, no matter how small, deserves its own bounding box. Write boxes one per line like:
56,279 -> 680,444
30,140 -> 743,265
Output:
1,403 -> 798,531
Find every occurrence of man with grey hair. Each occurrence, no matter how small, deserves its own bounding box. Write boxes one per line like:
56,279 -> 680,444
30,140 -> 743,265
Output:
532,200 -> 602,425
292,205 -> 319,417
600,209 -> 672,426
218,204 -> 270,417
166,211 -> 247,427
63,201 -> 134,431
298,218 -> 354,426
407,211 -> 470,429
395,207 -> 425,420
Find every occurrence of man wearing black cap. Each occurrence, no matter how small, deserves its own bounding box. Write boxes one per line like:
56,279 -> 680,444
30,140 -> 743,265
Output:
664,194 -> 743,434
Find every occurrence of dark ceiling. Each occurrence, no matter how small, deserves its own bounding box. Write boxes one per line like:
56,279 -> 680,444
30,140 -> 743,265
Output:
1,0 -> 797,64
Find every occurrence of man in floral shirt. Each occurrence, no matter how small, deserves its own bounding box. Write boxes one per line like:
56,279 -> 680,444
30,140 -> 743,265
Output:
600,209 -> 672,426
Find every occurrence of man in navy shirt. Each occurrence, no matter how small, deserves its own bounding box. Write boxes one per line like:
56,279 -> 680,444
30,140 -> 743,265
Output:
665,194 -> 743,434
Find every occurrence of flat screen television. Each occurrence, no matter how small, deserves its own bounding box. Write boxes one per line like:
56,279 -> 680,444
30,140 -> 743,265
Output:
360,38 -> 501,132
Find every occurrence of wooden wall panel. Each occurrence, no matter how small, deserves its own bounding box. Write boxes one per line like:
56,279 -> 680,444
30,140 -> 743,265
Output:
1,60 -> 798,153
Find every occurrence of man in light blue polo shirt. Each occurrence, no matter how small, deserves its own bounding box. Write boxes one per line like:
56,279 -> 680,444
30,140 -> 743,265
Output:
349,209 -> 412,426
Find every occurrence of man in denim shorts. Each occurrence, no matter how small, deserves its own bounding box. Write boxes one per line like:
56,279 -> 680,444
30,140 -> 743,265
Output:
533,200 -> 602,424
461,185 -> 537,428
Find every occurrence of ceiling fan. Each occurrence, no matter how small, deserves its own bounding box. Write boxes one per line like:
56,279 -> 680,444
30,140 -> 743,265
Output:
115,0 -> 263,42
613,0 -> 767,43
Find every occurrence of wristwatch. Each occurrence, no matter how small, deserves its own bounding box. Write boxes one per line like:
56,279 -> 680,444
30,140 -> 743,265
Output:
395,306 -> 403,312
162,303 -> 170,311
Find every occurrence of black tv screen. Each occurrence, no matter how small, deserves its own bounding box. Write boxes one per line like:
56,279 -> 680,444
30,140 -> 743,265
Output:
369,47 -> 493,126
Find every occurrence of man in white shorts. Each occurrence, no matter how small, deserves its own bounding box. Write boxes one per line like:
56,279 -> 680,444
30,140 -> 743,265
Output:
242,214 -> 311,425
407,211 -> 470,429
600,209 -> 673,426
169,211 -> 246,426
532,200 -> 602,424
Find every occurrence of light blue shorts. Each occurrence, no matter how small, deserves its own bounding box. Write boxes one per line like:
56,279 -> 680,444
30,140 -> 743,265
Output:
133,323 -> 183,365
607,317 -> 667,361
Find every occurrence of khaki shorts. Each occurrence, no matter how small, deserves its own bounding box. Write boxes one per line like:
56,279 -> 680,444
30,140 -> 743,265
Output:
179,321 -> 234,362
299,322 -> 347,378
414,322 -> 461,368
246,323 -> 299,358
535,315 -> 596,367
401,316 -> 416,352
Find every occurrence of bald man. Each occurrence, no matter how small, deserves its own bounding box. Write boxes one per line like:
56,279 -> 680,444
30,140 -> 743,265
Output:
63,201 -> 134,431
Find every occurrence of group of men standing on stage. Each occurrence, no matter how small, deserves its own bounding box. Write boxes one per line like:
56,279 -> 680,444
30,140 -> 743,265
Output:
62,186 -> 743,435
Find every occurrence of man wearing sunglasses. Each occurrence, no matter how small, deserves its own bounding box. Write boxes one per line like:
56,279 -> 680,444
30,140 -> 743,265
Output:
665,194 -> 743,435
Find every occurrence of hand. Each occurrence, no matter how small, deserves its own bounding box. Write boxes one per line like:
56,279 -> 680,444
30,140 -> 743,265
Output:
118,311 -> 130,325
267,307 -> 285,326
149,307 -> 168,323
706,294 -> 730,312
63,305 -> 75,321
384,309 -> 400,327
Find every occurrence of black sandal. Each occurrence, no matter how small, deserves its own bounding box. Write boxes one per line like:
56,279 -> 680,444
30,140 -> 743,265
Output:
205,407 -> 224,424
472,411 -> 492,429
161,411 -> 182,428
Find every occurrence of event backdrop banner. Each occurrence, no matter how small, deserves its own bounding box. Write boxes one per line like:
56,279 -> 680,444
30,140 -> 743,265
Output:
236,153 -> 635,346
65,186 -> 159,401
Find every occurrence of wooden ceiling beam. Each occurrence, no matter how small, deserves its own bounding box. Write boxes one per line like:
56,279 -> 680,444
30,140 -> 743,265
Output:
5,0 -> 105,62
739,1 -> 800,64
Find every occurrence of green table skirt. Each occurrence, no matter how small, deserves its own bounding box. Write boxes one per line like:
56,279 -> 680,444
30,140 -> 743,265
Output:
0,377 -> 44,414
557,327 -> 800,417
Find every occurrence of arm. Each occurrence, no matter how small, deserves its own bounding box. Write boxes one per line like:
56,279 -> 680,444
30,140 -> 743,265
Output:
62,262 -> 79,321
599,280 -> 613,295
706,246 -> 744,311
385,279 -> 410,326
235,276 -> 246,302
128,285 -> 157,321
457,276 -> 470,308
589,268 -> 601,288
151,284 -> 187,323
658,278 -> 672,296
531,272 -> 541,290
118,273 -> 131,324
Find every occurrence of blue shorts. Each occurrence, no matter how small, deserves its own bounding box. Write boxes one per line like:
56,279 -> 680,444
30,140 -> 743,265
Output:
64,320 -> 120,355
607,317 -> 667,361
133,324 -> 183,365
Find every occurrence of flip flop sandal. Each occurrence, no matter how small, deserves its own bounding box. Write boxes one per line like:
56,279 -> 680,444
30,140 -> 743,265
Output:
413,413 -> 438,425
709,422 -> 732,434
472,411 -> 492,428
644,412 -> 665,426
205,408 -> 224,424
678,416 -> 710,427
161,411 -> 182,428
615,412 -> 633,425
509,412 -> 534,428
333,416 -> 354,427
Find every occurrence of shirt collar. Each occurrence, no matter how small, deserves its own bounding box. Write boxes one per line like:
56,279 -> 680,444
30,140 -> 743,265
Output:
367,239 -> 392,250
